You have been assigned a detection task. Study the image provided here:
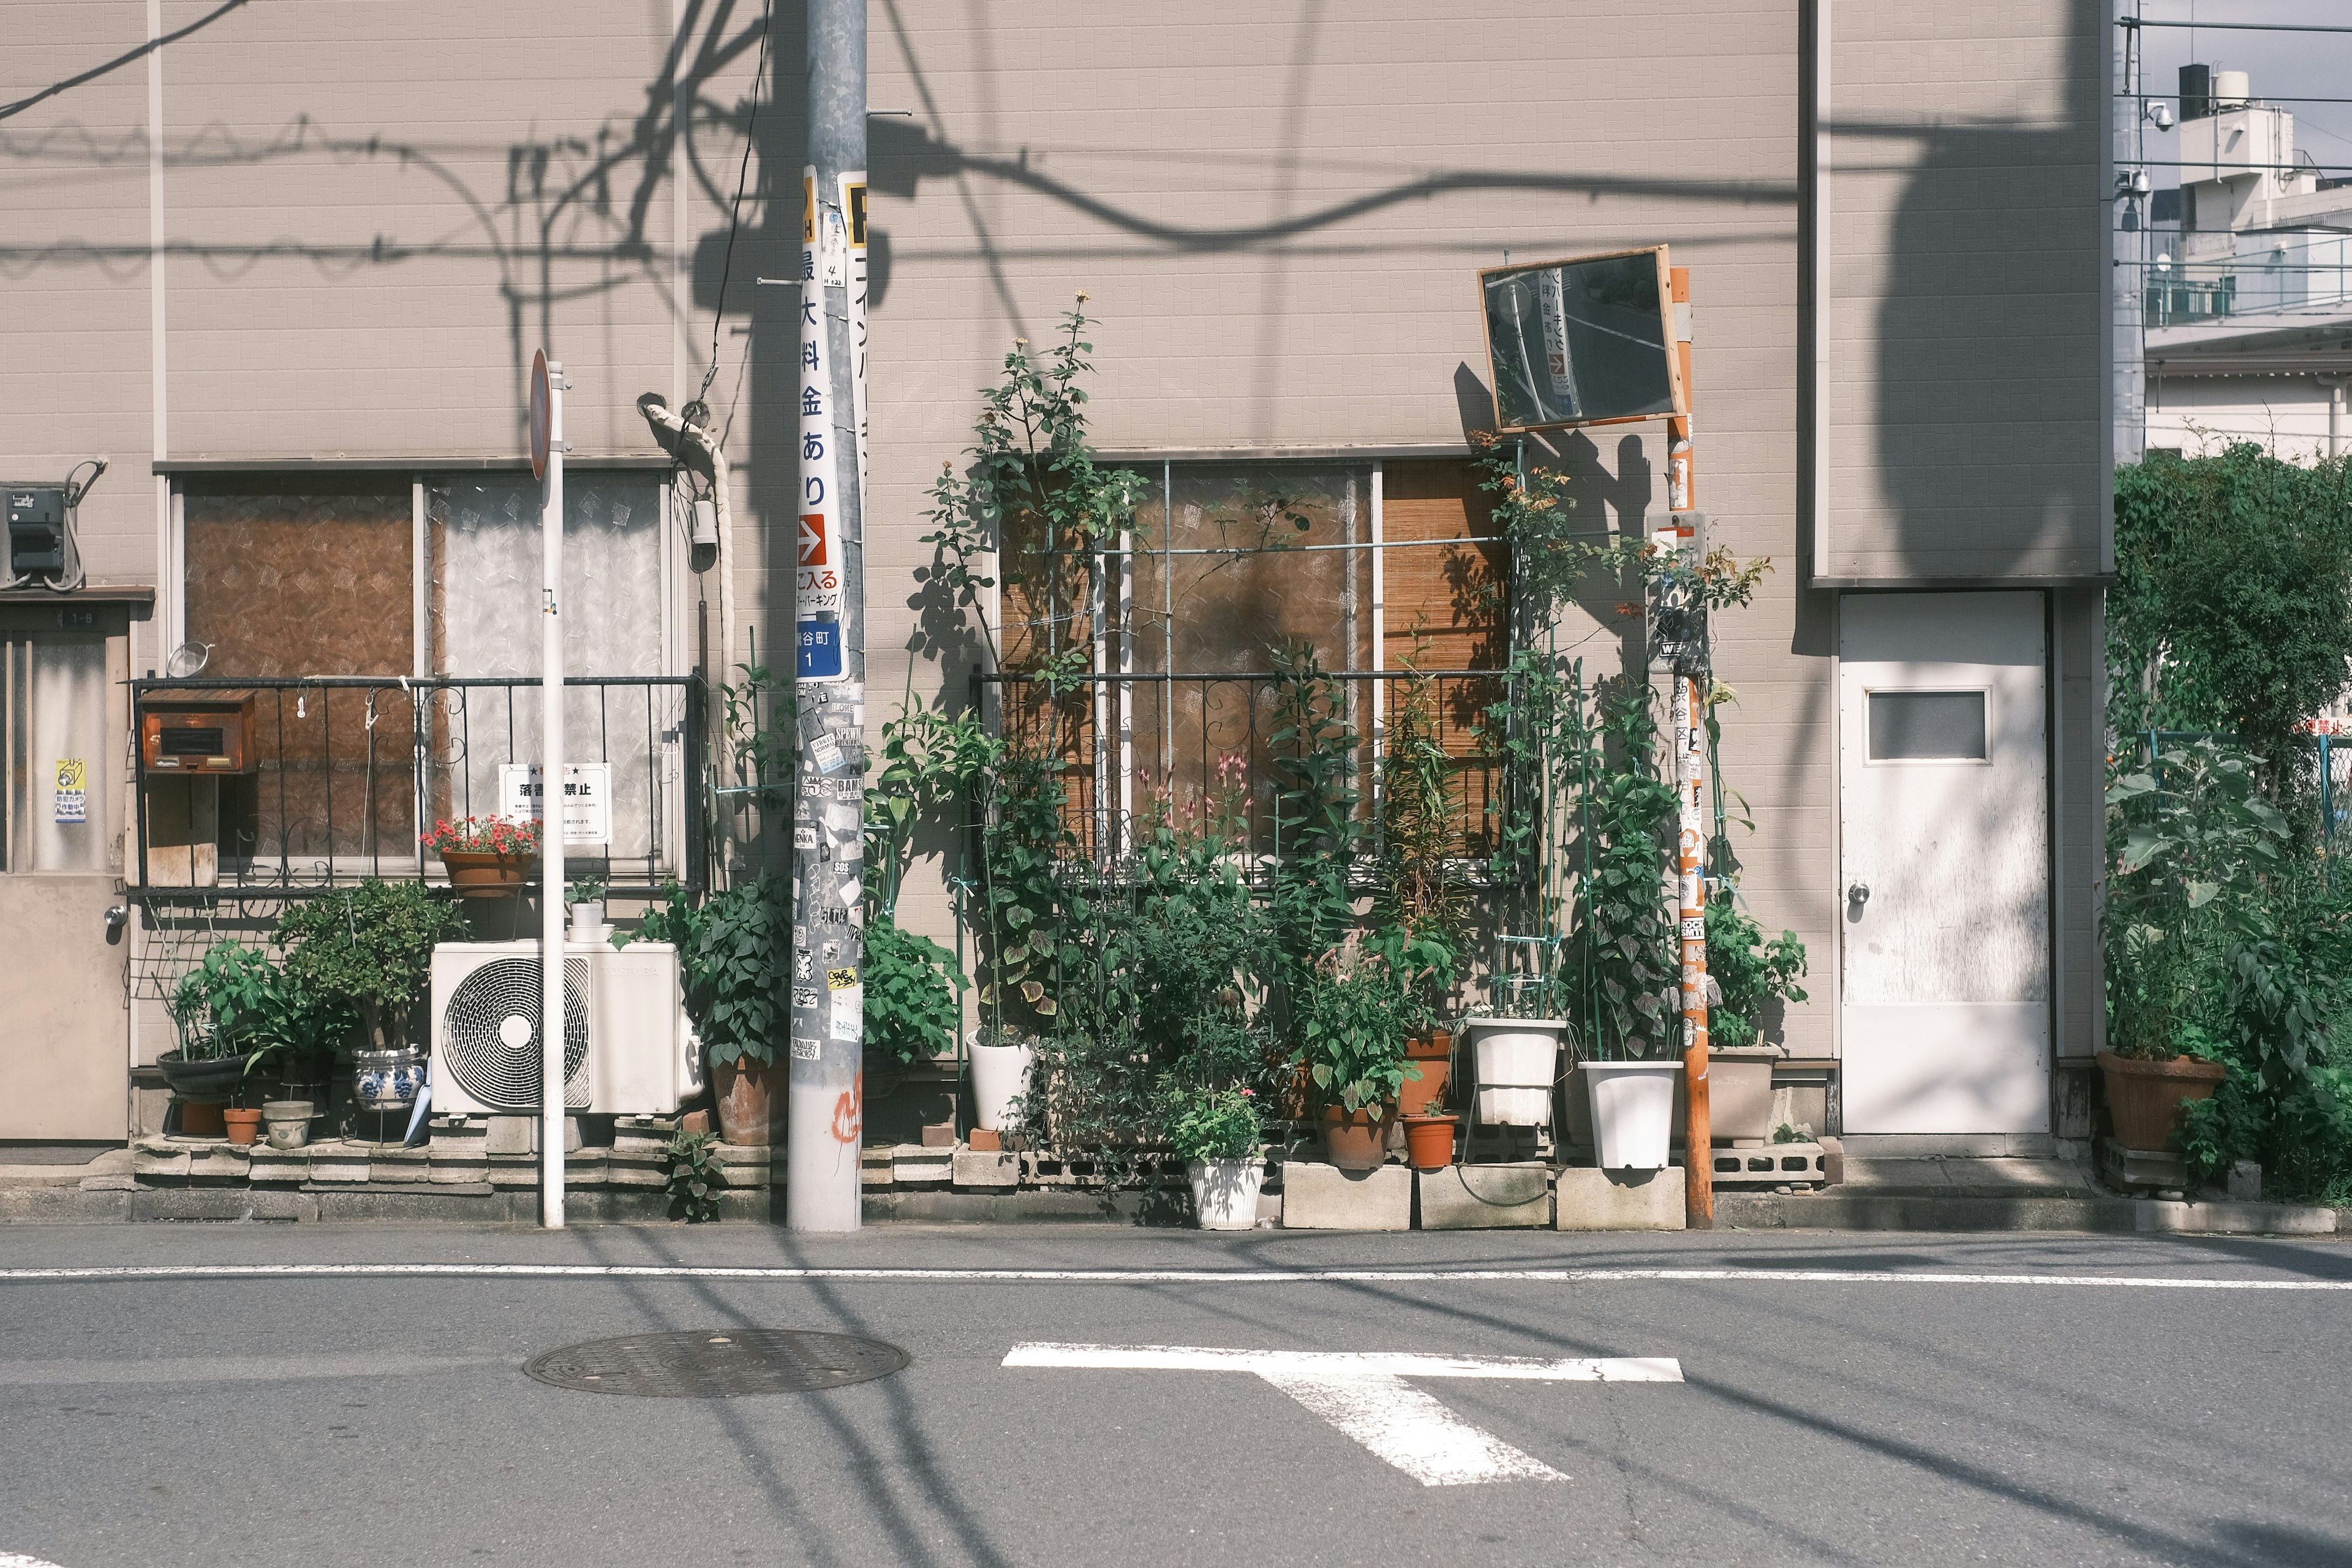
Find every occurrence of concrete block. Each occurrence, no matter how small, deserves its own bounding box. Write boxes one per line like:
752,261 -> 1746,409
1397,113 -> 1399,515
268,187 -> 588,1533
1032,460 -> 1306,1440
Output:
429,1151 -> 489,1185
862,1147 -> 895,1187
606,1150 -> 669,1189
245,1147 -> 312,1185
2227,1160 -> 2263,1202
484,1153 -> 538,1189
371,1147 -> 432,1180
892,1144 -> 952,1187
485,1115 -> 534,1156
1555,1166 -> 1686,1231
952,1149 -> 1019,1189
715,1145 -> 773,1191
185,1144 -> 252,1184
429,1114 -> 487,1149
1281,1163 -> 1412,1231
1418,1163 -> 1551,1229
1819,1134 -> 1845,1186
967,1128 -> 1003,1152
612,1115 -> 678,1155
307,1143 -> 372,1185
2138,1199 -> 2335,1237
130,1141 -> 191,1182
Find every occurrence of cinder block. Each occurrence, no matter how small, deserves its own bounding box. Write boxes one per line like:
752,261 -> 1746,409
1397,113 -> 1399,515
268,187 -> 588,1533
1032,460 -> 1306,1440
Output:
715,1144 -> 773,1190
484,1153 -> 538,1189
307,1142 -> 371,1185
245,1147 -> 312,1185
1281,1163 -> 1412,1231
606,1150 -> 669,1189
612,1115 -> 677,1155
893,1144 -> 952,1186
485,1116 -> 534,1156
1419,1163 -> 1551,1229
186,1144 -> 252,1184
861,1147 -> 895,1187
130,1140 -> 191,1182
1555,1166 -> 1686,1231
2227,1160 -> 2262,1202
952,1149 -> 1019,1189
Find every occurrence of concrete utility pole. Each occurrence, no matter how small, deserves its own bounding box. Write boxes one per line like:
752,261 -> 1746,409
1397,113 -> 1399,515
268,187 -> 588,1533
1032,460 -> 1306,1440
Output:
786,0 -> 868,1232
1663,264 -> 1712,1229
534,350 -> 570,1230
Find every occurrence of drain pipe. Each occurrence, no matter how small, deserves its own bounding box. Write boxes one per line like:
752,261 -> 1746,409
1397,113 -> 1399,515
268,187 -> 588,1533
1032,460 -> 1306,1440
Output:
639,393 -> 736,691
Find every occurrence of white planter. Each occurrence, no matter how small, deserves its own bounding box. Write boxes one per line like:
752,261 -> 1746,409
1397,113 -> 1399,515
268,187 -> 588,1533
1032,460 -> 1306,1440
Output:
1462,1017 -> 1564,1126
1581,1060 -> 1683,1170
1187,1158 -> 1265,1231
568,902 -> 605,937
968,1033 -> 1035,1133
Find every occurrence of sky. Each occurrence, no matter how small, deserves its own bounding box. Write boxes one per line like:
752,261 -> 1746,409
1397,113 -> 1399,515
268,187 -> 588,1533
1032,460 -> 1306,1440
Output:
2133,1 -> 2352,192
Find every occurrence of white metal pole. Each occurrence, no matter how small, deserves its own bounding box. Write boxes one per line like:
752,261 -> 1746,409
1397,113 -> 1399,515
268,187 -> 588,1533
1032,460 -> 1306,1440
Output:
541,360 -> 568,1229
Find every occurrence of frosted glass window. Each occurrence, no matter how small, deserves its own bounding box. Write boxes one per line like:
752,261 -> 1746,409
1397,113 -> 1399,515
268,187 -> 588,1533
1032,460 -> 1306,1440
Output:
429,477 -> 670,867
1868,690 -> 1988,761
4,635 -> 113,873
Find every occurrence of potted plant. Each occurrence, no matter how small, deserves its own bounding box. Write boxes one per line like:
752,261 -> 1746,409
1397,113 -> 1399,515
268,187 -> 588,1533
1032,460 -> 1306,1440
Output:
1295,941 -> 1426,1171
1163,1082 -> 1265,1229
1400,1071 -> 1458,1171
276,880 -> 467,1120
638,878 -> 787,1145
421,815 -> 541,898
566,876 -> 608,938
1580,1053 -> 1683,1170
1703,888 -> 1811,1143
161,941 -> 311,1135
967,1025 -> 1036,1137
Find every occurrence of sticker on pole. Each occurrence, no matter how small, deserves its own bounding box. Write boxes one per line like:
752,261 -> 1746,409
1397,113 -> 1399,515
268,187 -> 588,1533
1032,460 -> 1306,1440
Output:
796,274 -> 847,683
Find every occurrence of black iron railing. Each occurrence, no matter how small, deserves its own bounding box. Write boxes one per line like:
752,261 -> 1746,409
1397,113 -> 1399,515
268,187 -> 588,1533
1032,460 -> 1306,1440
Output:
129,674 -> 705,897
974,666 -> 1506,865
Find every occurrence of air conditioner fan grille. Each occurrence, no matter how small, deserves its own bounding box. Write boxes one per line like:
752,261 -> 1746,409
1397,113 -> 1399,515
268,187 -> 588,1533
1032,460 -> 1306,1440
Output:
441,957 -> 590,1110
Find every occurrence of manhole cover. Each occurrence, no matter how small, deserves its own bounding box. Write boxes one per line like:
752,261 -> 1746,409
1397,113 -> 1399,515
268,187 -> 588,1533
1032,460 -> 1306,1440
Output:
525,1329 -> 908,1398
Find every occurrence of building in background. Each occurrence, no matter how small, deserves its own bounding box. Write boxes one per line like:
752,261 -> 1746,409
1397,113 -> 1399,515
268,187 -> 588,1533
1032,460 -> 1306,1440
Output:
2140,66 -> 2352,462
1,2 -> 2109,1152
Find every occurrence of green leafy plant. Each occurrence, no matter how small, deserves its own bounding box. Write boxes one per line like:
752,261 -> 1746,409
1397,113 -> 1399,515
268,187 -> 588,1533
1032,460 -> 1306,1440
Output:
1160,1083 -> 1264,1162
565,877 -> 606,906
864,913 -> 966,1067
167,941 -> 352,1067
1295,943 -> 1428,1113
679,876 -> 790,1069
663,1128 -> 725,1222
275,881 -> 468,1052
1705,891 -> 1808,1050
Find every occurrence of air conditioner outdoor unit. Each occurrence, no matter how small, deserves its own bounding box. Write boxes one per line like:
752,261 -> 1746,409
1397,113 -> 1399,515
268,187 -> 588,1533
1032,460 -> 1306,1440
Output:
429,941 -> 702,1117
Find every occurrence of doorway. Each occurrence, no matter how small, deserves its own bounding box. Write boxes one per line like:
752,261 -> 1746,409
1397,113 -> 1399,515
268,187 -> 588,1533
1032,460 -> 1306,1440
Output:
1839,592 -> 2049,1135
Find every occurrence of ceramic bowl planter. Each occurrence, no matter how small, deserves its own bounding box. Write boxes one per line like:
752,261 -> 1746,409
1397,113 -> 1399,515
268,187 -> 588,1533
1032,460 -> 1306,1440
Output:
1401,1112 -> 1458,1170
352,1047 -> 426,1113
439,849 -> 535,899
263,1100 -> 314,1150
2097,1051 -> 2227,1150
156,1049 -> 251,1104
1461,1018 -> 1564,1126
969,1032 -> 1035,1134
1320,1103 -> 1392,1171
1398,1030 -> 1453,1118
1188,1158 -> 1265,1229
1581,1060 -> 1683,1170
710,1057 -> 783,1145
221,1107 -> 263,1146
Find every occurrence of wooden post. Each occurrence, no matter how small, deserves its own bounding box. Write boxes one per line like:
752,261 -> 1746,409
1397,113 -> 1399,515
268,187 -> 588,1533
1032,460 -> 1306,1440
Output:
1667,263 -> 1713,1227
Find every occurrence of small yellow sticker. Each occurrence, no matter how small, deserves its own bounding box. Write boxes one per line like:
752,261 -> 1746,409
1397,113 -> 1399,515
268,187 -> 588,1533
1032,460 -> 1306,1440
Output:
827,967 -> 858,990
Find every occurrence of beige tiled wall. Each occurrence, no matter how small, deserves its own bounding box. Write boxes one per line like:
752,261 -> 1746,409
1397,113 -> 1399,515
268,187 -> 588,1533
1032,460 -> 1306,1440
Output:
2,0 -> 2110,1067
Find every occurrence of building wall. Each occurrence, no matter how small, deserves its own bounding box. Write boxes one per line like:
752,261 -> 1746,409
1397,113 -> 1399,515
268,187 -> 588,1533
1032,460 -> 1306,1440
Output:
2146,374 -> 2342,464
1,0 -> 2111,1082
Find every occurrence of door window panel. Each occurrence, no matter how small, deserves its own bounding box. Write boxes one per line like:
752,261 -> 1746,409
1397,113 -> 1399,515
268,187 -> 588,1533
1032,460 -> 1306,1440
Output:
1867,690 -> 1988,761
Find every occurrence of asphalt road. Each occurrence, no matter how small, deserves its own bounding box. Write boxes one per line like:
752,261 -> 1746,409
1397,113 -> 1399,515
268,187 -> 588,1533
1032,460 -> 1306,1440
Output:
0,1224 -> 2346,1567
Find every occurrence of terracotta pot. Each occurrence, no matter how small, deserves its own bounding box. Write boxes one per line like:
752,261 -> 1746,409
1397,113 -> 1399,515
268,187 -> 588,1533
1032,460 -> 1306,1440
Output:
2098,1050 -> 2226,1151
1398,1031 -> 1453,1118
1401,1113 -> 1458,1170
178,1101 -> 226,1138
438,848 -> 536,899
1320,1103 -> 1393,1171
222,1107 -> 263,1146
712,1057 -> 783,1146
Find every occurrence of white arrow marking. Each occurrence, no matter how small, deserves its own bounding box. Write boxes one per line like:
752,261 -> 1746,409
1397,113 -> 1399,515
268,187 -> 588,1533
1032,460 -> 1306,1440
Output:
1003,1343 -> 1682,1487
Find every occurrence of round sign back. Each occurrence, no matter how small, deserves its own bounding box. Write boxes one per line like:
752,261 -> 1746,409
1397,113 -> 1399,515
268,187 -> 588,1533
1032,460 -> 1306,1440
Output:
530,349 -> 551,481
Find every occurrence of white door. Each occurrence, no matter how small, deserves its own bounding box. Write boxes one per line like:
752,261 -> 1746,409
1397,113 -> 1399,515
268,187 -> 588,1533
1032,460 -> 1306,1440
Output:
1839,593 -> 2048,1135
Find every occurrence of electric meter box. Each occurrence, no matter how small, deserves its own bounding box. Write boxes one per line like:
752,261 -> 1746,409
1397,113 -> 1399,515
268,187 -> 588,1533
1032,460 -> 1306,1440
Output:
6,484 -> 66,576
140,696 -> 257,774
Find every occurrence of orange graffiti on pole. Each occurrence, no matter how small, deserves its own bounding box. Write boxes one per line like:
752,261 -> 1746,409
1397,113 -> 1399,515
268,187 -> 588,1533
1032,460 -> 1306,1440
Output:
830,1071 -> 863,1145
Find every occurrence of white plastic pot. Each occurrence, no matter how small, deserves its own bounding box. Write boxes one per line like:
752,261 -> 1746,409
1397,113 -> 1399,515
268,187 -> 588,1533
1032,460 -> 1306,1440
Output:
1461,1017 -> 1564,1126
568,902 -> 605,937
1581,1060 -> 1683,1170
968,1033 -> 1035,1133
1187,1158 -> 1265,1231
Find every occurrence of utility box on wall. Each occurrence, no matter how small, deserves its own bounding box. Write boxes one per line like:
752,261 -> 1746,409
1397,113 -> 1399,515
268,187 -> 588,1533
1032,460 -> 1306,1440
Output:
139,696 -> 255,774
138,697 -> 254,888
6,484 -> 66,576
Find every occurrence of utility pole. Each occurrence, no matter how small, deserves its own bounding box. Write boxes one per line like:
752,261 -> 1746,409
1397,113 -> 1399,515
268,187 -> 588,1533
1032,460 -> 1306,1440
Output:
786,0 -> 867,1232
1660,264 -> 1713,1229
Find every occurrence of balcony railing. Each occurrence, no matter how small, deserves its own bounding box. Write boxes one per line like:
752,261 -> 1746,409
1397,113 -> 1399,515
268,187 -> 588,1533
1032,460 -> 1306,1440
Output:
129,674 -> 706,898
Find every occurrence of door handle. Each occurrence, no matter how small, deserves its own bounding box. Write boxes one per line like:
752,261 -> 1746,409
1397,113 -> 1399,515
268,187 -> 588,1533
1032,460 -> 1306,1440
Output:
1847,881 -> 1871,907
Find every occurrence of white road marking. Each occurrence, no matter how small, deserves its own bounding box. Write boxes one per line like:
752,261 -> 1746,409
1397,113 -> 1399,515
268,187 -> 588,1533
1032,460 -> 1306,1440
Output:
0,1553 -> 67,1567
1003,1342 -> 1684,1486
0,1263 -> 2345,1291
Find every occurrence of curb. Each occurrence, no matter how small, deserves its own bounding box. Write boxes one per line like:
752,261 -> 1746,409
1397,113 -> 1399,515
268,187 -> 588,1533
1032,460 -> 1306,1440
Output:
1716,1190 -> 2338,1235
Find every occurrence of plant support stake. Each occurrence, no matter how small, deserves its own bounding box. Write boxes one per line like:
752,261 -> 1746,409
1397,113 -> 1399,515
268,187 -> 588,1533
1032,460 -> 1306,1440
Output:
786,0 -> 869,1232
536,351 -> 570,1230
